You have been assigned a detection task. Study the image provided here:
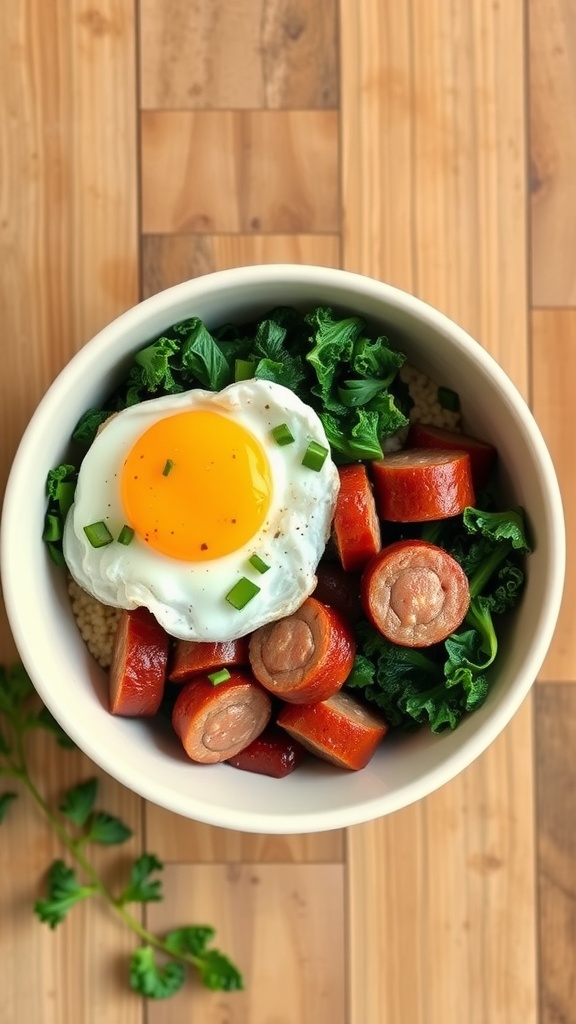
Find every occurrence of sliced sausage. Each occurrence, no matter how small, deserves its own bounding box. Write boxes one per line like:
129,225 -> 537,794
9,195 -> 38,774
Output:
371,448 -> 475,522
332,463 -> 382,572
225,725 -> 305,778
277,691 -> 388,770
171,670 -> 271,764
361,539 -> 470,647
109,608 -> 169,716
408,422 -> 496,491
169,637 -> 250,683
248,597 -> 356,704
313,561 -> 362,623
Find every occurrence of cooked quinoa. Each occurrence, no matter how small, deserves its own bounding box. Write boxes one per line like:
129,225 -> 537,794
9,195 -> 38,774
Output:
67,366 -> 461,667
400,364 -> 461,431
68,578 -> 120,669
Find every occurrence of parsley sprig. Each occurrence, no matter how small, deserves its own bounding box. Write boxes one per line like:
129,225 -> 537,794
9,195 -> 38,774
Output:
0,661 -> 243,1000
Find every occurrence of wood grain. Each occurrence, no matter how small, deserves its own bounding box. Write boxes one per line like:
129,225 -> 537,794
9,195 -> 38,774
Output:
0,2 -> 141,1022
341,0 -> 528,390
347,700 -> 537,1024
142,234 -> 341,296
140,0 -> 338,110
536,683 -> 576,1024
529,0 -> 576,306
146,864 -> 346,1023
140,111 -> 339,235
341,2 -> 536,1021
144,805 -> 344,862
532,309 -> 576,682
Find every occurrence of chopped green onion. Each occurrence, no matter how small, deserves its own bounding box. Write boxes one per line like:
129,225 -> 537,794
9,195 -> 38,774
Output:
57,481 -> 76,517
270,423 -> 295,446
117,525 -> 135,546
208,669 -> 231,686
42,513 -> 62,543
249,553 -> 270,574
47,543 -> 66,568
235,358 -> 256,382
302,440 -> 329,472
83,521 -> 113,548
437,386 -> 460,412
162,459 -> 174,476
225,577 -> 261,610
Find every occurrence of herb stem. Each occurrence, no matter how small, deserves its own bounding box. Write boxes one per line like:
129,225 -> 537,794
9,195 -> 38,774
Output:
9,731 -> 204,972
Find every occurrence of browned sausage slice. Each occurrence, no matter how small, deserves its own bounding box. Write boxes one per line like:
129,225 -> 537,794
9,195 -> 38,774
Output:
277,691 -> 388,770
109,607 -> 169,716
169,637 -> 250,683
332,463 -> 382,572
171,670 -> 272,764
371,448 -> 475,521
225,725 -> 304,778
408,422 -> 496,491
361,539 -> 470,647
248,597 -> 356,704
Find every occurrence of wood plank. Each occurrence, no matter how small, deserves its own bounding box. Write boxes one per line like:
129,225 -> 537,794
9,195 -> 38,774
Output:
144,805 -> 344,862
531,309 -> 575,682
341,0 -> 528,390
142,234 -> 341,296
0,2 -> 141,1022
535,683 -> 576,1023
146,864 -> 346,1023
139,0 -> 338,110
140,111 -> 339,235
347,700 -> 537,1024
341,2 -> 536,1021
529,0 -> 576,306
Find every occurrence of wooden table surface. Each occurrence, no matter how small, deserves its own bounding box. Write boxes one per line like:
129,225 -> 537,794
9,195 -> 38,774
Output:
1,2 -> 574,1021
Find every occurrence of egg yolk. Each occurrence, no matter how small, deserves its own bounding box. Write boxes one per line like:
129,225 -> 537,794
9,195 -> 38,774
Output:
120,410 -> 272,561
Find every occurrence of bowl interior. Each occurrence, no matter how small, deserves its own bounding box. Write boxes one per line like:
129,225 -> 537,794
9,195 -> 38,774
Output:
0,266 -> 565,832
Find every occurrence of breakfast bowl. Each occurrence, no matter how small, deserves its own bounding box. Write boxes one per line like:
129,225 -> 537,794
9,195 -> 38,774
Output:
0,265 -> 565,833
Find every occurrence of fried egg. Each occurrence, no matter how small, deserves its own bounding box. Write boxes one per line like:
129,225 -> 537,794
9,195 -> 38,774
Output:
63,380 -> 340,641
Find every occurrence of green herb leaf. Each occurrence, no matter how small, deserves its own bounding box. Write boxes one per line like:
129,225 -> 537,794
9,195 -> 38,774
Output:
59,778 -> 98,827
85,811 -> 133,846
351,333 -> 406,382
177,318 -> 231,392
36,707 -> 76,749
34,860 -> 96,928
163,927 -> 244,990
72,409 -> 112,444
119,853 -> 163,905
319,409 -> 385,462
462,506 -> 531,553
0,663 -> 35,716
197,949 -> 245,992
125,337 -> 183,405
337,377 -> 392,407
130,946 -> 186,1000
0,792 -> 18,823
164,925 -> 215,957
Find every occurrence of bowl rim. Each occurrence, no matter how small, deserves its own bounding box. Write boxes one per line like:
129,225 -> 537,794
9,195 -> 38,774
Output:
0,264 -> 566,832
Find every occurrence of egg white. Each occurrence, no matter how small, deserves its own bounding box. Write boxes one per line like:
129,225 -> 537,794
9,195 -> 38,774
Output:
63,380 -> 340,641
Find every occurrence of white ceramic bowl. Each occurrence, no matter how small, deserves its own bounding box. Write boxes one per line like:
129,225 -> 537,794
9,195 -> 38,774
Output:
0,265 -> 565,833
